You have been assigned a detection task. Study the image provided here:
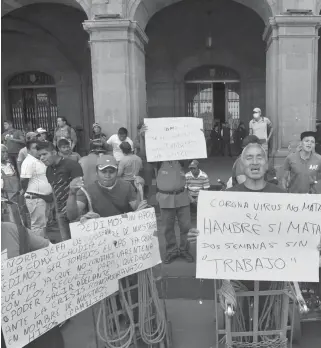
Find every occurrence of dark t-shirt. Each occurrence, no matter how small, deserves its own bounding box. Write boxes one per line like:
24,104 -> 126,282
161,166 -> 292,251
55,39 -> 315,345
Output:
283,151 -> 321,193
46,157 -> 83,214
227,182 -> 285,193
76,179 -> 136,217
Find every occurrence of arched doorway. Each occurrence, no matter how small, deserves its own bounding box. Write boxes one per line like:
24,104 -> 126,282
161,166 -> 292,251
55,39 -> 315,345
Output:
2,1 -> 93,154
185,66 -> 240,138
8,71 -> 57,132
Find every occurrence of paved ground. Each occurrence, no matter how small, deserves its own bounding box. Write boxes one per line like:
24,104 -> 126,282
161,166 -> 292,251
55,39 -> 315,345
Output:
48,157 -> 321,348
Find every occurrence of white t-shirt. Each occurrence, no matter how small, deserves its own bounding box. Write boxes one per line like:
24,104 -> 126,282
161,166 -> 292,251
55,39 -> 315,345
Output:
20,154 -> 52,195
107,134 -> 134,162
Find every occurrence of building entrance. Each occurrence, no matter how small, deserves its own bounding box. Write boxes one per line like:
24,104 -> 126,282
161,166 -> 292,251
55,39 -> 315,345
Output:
184,66 -> 240,138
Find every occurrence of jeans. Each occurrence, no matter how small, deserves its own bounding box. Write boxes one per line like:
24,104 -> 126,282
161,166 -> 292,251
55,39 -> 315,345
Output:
160,205 -> 191,254
57,212 -> 71,241
25,198 -> 49,238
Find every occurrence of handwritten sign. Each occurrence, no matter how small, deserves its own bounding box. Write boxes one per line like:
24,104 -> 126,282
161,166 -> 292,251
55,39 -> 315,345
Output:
1,233 -> 119,348
197,191 -> 321,282
70,208 -> 162,277
144,117 -> 207,162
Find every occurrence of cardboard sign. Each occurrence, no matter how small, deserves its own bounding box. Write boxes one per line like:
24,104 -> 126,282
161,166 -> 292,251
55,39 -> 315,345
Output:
197,191 -> 321,282
69,208 -> 162,277
144,117 -> 207,162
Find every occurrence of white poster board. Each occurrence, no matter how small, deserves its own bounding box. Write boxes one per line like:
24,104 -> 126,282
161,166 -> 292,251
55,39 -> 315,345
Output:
144,117 -> 207,162
69,208 -> 162,276
197,191 -> 321,282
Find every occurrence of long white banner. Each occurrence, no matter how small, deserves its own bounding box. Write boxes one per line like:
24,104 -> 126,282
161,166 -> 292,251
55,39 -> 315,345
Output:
1,208 -> 161,348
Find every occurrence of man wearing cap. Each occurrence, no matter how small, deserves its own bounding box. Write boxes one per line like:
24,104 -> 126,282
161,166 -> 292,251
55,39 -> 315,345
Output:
36,127 -> 48,142
249,108 -> 273,154
57,138 -> 81,162
16,132 -> 38,174
282,131 -> 321,193
66,155 -> 144,221
185,160 -> 210,206
37,141 -> 83,241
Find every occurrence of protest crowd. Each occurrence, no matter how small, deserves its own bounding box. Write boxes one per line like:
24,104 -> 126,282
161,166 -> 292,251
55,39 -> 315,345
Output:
1,110 -> 321,348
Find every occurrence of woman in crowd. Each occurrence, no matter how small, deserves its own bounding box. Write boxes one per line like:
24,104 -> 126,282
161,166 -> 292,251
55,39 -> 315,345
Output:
53,117 -> 77,151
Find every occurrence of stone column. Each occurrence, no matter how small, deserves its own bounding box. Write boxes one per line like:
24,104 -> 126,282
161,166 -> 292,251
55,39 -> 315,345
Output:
83,19 -> 148,139
264,15 -> 321,164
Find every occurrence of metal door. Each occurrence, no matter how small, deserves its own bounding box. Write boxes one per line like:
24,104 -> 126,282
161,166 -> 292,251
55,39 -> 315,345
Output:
8,72 -> 58,133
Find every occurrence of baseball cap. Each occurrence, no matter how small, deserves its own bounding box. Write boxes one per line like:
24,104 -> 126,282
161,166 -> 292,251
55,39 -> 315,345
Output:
97,155 -> 118,170
36,128 -> 47,134
300,131 -> 316,141
253,107 -> 261,113
189,160 -> 199,168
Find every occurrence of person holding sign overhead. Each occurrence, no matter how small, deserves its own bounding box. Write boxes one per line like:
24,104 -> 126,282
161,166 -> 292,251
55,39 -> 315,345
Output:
140,124 -> 194,264
282,131 -> 321,194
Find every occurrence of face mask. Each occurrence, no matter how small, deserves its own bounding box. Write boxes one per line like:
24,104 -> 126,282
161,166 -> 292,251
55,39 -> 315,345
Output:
253,113 -> 260,119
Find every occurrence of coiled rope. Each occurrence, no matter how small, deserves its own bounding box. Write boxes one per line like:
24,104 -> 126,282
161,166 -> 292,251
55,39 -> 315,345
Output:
137,269 -> 167,344
80,185 -> 167,347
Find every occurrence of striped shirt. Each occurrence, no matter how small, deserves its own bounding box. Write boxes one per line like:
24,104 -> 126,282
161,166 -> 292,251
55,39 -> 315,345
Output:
185,170 -> 210,197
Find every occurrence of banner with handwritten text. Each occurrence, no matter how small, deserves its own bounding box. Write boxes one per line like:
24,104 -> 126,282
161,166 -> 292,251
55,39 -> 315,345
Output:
1,209 -> 161,348
144,117 -> 207,162
70,208 -> 162,276
1,233 -> 119,348
197,191 -> 321,282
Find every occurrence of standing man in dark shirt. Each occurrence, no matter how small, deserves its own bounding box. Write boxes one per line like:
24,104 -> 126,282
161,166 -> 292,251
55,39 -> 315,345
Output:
210,125 -> 222,156
36,141 -> 83,241
221,122 -> 232,157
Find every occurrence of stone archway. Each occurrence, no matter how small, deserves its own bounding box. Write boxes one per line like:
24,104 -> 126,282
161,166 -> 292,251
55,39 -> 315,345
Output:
128,0 -> 275,29
1,0 -> 90,17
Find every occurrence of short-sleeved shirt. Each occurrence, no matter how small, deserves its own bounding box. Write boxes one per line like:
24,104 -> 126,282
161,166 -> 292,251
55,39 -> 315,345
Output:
1,128 -> 25,154
59,152 -> 81,162
20,154 -> 52,195
283,151 -> 321,193
46,157 -> 83,214
249,117 -> 272,141
17,147 -> 28,163
227,182 -> 285,193
185,170 -> 210,197
156,161 -> 190,209
76,179 -> 136,217
107,134 -> 134,162
118,154 -> 143,181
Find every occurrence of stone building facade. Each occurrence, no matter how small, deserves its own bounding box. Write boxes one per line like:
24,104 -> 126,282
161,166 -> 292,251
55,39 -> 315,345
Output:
2,0 -> 321,160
